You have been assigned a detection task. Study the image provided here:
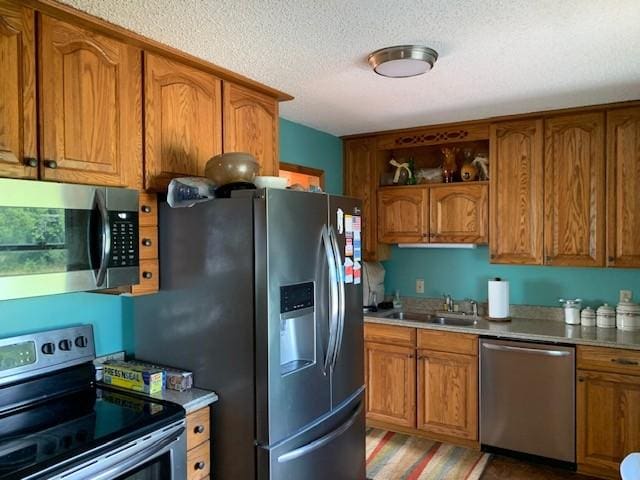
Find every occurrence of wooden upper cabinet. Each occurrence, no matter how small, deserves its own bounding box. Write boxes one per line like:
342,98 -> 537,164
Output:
607,107 -> 640,268
0,3 -> 36,179
344,138 -> 389,261
378,186 -> 429,243
365,341 -> 416,428
223,82 -> 278,176
39,15 -> 142,187
489,119 -> 544,264
144,52 -> 222,191
429,183 -> 488,243
544,112 -> 606,266
417,350 -> 478,441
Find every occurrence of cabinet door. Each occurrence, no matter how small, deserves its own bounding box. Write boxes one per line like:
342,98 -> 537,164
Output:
144,52 -> 222,191
429,183 -> 488,243
607,107 -> 640,268
39,16 -> 142,187
364,341 -> 416,428
577,369 -> 640,477
377,187 -> 428,244
344,138 -> 389,261
223,82 -> 278,175
544,113 -> 605,266
417,350 -> 477,441
0,3 -> 36,179
490,119 -> 543,264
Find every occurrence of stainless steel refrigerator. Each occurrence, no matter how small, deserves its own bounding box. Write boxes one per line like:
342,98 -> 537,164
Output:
134,188 -> 365,480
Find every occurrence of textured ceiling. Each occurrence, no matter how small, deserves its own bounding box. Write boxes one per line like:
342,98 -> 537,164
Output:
60,0 -> 640,136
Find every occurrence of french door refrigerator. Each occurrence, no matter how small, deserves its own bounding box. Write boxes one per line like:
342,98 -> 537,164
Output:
134,188 -> 365,480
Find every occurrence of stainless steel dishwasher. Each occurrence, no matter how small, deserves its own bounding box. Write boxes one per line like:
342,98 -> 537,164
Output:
480,338 -> 575,463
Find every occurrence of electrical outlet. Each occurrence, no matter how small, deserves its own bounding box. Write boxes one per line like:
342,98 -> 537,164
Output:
416,278 -> 425,294
620,289 -> 633,303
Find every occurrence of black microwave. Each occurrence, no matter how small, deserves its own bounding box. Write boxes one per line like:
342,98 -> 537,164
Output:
0,179 -> 140,300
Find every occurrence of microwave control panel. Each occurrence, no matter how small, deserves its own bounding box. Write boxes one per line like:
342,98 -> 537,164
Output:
109,211 -> 139,268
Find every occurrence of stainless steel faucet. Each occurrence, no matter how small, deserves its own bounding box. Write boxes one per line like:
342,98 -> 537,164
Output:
443,294 -> 453,312
468,299 -> 479,317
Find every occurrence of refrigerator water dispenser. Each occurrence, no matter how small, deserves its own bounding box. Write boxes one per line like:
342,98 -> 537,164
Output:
280,282 -> 315,376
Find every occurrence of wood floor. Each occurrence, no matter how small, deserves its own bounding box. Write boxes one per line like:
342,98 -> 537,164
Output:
481,455 -> 598,480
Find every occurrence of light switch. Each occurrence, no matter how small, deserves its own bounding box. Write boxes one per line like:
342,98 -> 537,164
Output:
416,278 -> 425,294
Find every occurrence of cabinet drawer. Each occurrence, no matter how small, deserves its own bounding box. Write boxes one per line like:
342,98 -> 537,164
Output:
138,193 -> 158,226
187,407 -> 210,450
364,323 -> 416,347
577,345 -> 640,375
187,440 -> 210,480
417,330 -> 477,356
138,226 -> 158,260
131,259 -> 159,295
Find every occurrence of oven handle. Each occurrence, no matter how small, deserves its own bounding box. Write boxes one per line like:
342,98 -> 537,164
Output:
45,422 -> 184,480
94,189 -> 111,287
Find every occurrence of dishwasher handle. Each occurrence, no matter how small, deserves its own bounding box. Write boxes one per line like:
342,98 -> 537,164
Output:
482,342 -> 571,357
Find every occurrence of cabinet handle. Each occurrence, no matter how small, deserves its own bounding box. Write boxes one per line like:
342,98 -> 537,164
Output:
141,205 -> 152,214
23,157 -> 38,168
611,358 -> 638,366
44,160 -> 57,169
194,461 -> 206,471
142,271 -> 153,279
194,424 -> 205,434
142,238 -> 152,247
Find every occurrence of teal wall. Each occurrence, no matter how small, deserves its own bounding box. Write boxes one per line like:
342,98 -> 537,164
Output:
279,118 -> 343,194
384,246 -> 640,307
0,293 -> 133,355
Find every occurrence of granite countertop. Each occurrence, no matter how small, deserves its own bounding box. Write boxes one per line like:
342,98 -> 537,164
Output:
365,309 -> 640,351
101,383 -> 219,414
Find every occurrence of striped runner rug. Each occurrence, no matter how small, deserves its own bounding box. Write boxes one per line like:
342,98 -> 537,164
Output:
366,428 -> 491,480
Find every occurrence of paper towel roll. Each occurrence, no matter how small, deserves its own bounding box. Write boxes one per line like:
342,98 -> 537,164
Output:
488,278 -> 510,319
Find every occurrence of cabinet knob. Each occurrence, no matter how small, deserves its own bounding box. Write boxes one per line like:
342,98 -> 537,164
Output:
141,205 -> 152,214
578,376 -> 585,382
407,354 -> 414,359
194,424 -> 205,434
194,461 -> 206,471
44,160 -> 58,169
142,238 -> 152,247
612,358 -> 638,366
142,271 -> 153,279
608,256 -> 615,263
23,157 -> 38,168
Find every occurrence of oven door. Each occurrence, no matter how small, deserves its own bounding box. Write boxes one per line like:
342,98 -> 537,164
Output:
0,179 -> 139,300
33,420 -> 186,480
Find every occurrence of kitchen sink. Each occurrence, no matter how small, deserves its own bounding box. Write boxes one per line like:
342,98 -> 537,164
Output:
384,311 -> 477,326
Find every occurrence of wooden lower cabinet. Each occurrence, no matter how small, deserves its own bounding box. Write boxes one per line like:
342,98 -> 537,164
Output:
417,349 -> 478,441
577,345 -> 640,479
364,341 -> 416,428
364,323 -> 479,447
186,407 -> 211,480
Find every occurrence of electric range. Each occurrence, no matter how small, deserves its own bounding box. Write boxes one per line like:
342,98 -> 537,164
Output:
0,326 -> 186,480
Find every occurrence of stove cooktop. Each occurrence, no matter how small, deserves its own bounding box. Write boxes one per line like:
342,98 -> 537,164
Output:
0,384 -> 184,480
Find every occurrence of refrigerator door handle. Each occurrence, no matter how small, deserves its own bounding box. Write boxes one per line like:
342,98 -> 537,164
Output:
328,226 -> 345,371
322,225 -> 339,376
276,402 -> 363,463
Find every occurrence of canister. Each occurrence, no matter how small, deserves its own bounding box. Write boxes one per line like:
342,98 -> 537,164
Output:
596,304 -> 616,328
616,301 -> 640,331
581,307 -> 596,327
559,298 -> 582,325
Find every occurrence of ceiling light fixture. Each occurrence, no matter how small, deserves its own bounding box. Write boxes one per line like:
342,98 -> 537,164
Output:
368,45 -> 438,78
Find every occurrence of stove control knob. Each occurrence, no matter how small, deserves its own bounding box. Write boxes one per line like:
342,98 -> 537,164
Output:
41,343 -> 56,355
75,336 -> 88,348
58,339 -> 72,351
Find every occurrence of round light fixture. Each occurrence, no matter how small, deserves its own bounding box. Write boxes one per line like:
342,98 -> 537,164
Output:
368,45 -> 438,78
